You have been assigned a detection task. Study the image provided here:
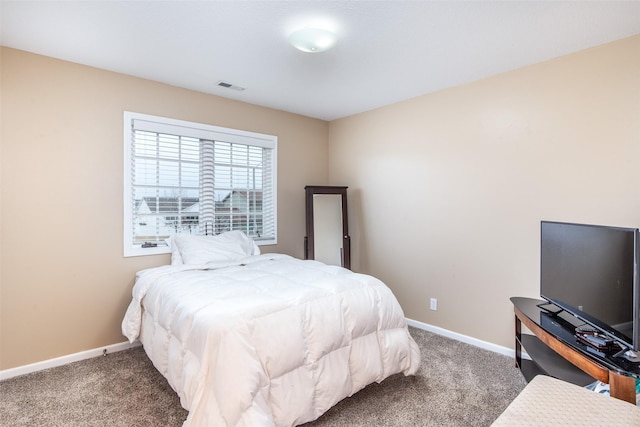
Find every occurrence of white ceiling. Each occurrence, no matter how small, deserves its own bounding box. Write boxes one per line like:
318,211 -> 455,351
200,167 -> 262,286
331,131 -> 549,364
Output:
2,1 -> 639,121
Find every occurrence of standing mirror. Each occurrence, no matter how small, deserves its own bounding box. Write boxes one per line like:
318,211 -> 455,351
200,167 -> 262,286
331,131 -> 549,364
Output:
304,186 -> 350,269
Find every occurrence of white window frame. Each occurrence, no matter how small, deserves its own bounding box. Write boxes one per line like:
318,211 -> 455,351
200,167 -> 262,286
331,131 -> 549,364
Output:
123,111 -> 277,257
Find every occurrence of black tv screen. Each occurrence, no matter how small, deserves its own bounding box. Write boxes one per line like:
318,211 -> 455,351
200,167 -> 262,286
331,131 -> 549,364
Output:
540,221 -> 639,352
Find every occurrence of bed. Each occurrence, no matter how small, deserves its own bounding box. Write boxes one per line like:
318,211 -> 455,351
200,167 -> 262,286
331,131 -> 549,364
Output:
122,231 -> 421,426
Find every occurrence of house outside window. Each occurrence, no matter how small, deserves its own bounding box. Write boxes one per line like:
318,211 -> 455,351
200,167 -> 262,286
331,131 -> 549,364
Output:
123,112 -> 277,257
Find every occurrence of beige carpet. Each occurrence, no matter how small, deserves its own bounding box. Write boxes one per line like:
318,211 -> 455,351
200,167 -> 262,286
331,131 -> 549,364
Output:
0,327 -> 526,426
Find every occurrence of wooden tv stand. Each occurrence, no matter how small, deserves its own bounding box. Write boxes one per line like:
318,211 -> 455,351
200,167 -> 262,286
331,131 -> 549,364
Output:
511,297 -> 638,404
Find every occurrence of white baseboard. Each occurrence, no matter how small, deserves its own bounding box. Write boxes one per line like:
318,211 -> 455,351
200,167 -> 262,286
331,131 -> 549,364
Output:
2,320 -> 525,381
406,317 -> 531,360
0,340 -> 141,381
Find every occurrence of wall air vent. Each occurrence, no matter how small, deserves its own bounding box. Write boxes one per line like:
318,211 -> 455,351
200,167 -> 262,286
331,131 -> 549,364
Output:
217,81 -> 246,91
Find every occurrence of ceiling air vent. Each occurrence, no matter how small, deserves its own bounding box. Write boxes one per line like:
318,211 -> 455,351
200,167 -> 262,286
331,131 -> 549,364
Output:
217,81 -> 245,91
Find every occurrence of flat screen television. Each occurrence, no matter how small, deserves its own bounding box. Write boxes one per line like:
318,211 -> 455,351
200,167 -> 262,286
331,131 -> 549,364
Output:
540,221 -> 640,354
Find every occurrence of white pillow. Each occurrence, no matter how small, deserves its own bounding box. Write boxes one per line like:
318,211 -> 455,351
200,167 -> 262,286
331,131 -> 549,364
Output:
165,236 -> 183,265
172,231 -> 260,265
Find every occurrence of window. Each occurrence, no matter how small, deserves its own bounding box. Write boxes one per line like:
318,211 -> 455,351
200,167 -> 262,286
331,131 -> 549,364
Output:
123,112 -> 277,257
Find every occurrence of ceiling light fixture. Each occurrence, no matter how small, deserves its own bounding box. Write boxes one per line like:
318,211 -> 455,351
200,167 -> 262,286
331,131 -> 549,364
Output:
288,27 -> 337,53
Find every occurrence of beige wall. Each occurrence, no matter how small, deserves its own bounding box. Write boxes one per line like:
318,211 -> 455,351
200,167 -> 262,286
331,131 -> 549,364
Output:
0,47 -> 329,369
329,35 -> 640,349
2,35 -> 639,370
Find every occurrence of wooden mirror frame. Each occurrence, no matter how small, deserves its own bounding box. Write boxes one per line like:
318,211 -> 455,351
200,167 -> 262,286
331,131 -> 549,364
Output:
304,185 -> 350,270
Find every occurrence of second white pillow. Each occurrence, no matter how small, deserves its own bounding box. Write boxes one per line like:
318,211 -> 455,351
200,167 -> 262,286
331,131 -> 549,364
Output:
173,231 -> 260,265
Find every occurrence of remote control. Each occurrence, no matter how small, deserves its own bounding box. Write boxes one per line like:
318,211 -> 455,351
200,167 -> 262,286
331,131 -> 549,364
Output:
575,325 -> 599,335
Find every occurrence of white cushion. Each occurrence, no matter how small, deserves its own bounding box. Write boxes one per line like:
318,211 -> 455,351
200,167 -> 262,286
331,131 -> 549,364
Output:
172,231 -> 260,265
492,375 -> 640,426
165,236 -> 183,265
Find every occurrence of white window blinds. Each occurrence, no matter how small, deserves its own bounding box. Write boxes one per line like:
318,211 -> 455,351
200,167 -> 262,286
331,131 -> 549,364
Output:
123,112 -> 277,257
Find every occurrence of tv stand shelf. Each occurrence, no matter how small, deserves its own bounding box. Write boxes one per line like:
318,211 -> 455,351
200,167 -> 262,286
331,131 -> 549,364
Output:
519,334 -> 597,386
511,297 -> 638,404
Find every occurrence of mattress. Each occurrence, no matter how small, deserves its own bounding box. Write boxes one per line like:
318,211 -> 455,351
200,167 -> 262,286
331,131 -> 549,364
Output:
122,253 -> 420,426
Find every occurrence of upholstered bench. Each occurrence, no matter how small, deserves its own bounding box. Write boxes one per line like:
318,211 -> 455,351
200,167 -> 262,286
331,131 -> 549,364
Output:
492,375 -> 640,426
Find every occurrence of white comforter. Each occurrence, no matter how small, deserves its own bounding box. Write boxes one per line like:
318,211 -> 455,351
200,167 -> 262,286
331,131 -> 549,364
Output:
122,254 -> 420,427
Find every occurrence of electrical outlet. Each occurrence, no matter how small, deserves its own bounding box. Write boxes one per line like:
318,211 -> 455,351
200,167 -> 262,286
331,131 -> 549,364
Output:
430,298 -> 438,311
